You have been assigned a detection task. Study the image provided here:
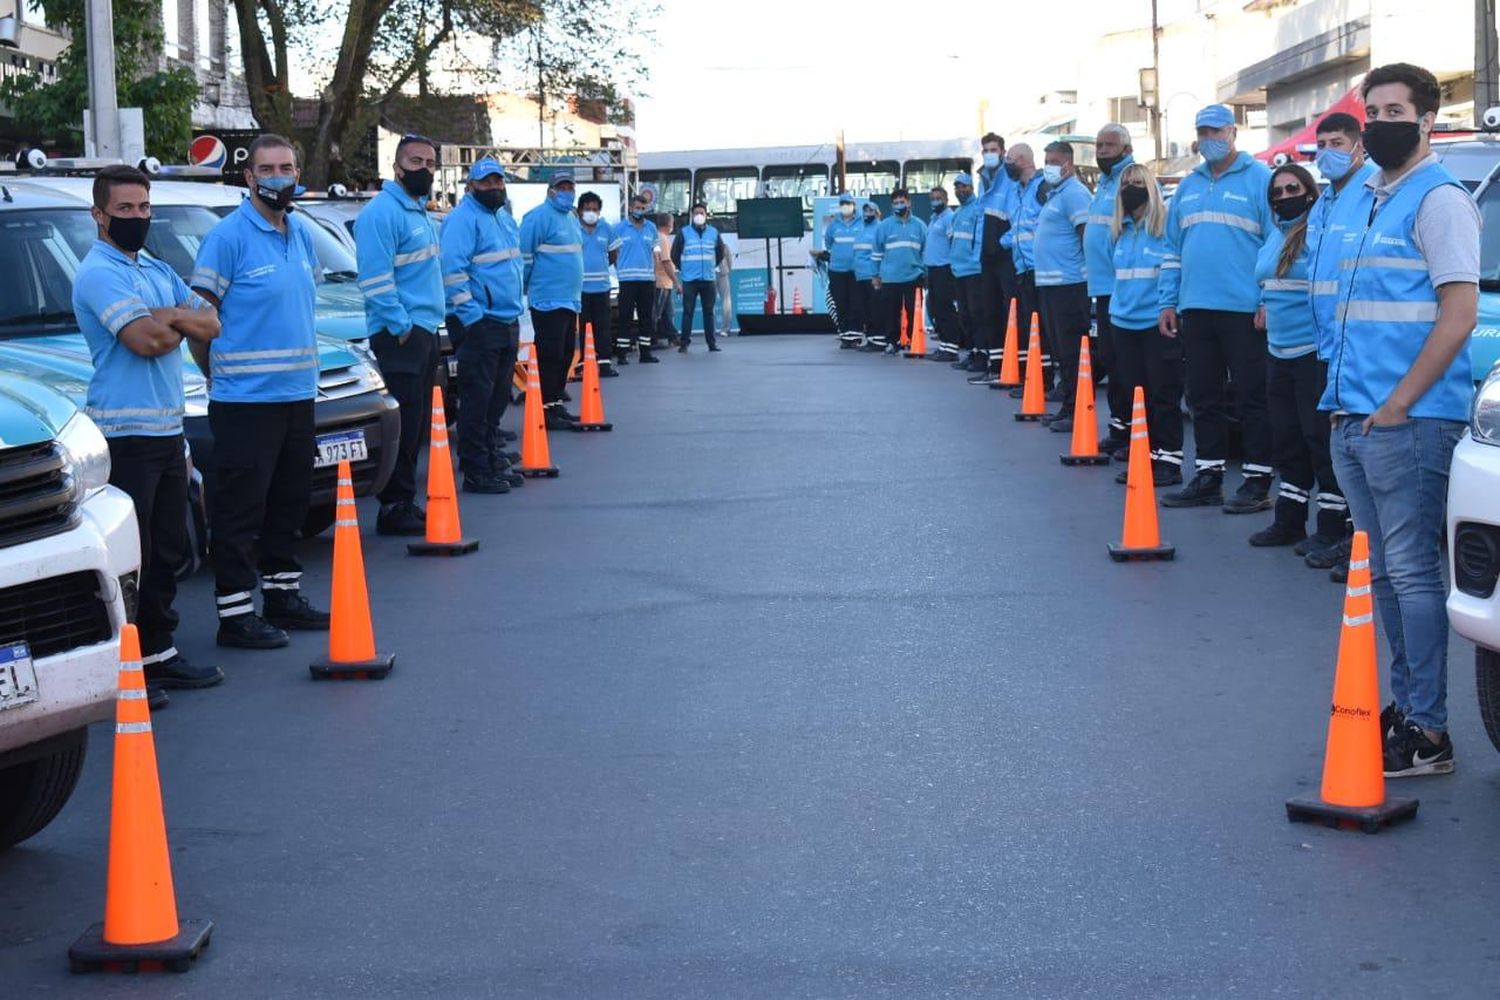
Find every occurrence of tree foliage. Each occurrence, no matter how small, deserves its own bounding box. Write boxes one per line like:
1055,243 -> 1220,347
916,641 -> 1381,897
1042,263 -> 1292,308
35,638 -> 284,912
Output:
0,0 -> 198,159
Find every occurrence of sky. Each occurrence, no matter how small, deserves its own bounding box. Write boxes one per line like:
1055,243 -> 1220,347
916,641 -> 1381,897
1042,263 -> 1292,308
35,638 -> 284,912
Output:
632,0 -> 1133,153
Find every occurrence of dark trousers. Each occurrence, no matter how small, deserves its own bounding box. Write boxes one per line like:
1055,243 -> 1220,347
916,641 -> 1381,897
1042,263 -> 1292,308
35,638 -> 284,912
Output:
829,269 -> 856,336
926,265 -> 959,352
1111,325 -> 1185,463
578,291 -> 613,366
1015,270 -> 1048,384
208,400 -> 314,618
681,280 -> 718,346
978,252 -> 1017,363
531,307 -> 577,408
371,327 -> 439,506
616,280 -> 656,357
877,281 -> 917,346
851,279 -> 875,336
108,434 -> 187,659
1094,299 -> 1129,442
955,274 -> 984,352
1181,309 -> 1272,476
456,318 -> 519,475
1038,282 -> 1091,410
1268,353 -> 1347,534
654,287 -> 678,340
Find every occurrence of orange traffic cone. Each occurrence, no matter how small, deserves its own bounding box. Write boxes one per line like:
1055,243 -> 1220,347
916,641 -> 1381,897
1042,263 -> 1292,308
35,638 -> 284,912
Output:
69,624 -> 213,973
1061,337 -> 1110,467
519,356 -> 559,478
311,460 -> 396,678
409,386 -> 479,556
1013,319 -> 1047,422
792,286 -> 806,315
994,301 -> 1022,389
1107,386 -> 1175,562
576,326 -> 613,432
903,289 -> 929,358
1287,531 -> 1420,832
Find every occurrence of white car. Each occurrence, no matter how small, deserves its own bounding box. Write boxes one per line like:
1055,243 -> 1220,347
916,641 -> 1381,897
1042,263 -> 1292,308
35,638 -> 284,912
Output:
1448,363 -> 1500,751
0,375 -> 139,850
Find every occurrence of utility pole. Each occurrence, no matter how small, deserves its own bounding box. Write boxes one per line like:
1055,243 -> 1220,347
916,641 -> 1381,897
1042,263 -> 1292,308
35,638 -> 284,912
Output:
1151,0 -> 1163,161
1479,0 -> 1499,128
835,130 -> 846,194
83,0 -> 121,159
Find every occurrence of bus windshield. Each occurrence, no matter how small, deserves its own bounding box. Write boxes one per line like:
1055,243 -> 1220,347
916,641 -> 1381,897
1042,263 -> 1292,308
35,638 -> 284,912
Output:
640,169 -> 692,217
698,167 -> 759,233
905,158 -> 973,194
842,161 -> 899,198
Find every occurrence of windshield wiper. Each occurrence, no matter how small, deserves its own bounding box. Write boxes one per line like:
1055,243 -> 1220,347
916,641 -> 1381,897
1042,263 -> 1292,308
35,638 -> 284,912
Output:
0,310 -> 76,327
323,270 -> 359,283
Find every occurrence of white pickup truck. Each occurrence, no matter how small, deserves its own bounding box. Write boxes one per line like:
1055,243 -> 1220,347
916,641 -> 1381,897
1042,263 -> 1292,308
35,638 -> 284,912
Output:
0,371 -> 139,850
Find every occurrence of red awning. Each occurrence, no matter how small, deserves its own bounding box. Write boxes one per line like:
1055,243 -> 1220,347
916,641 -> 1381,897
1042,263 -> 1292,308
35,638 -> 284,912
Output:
1255,88 -> 1365,164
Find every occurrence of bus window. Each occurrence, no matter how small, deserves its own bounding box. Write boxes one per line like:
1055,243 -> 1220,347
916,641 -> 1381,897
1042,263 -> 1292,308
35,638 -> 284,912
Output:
904,157 -> 974,194
640,169 -> 691,217
842,160 -> 899,198
762,164 -> 830,232
697,166 -> 759,233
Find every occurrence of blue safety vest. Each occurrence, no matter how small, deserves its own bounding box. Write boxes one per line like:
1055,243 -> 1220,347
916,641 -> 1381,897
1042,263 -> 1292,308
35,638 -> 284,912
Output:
823,216 -> 861,272
1307,162 -> 1378,360
440,193 -> 524,326
948,197 -> 982,279
519,200 -> 585,311
1255,218 -> 1316,360
874,215 -> 928,283
1085,154 -> 1134,296
853,219 -> 880,281
613,217 -> 658,283
354,179 -> 444,335
679,224 -> 720,282
581,220 -> 613,294
1320,160 -> 1473,420
73,242 -> 191,437
1158,151 -> 1273,314
1108,215 -> 1169,330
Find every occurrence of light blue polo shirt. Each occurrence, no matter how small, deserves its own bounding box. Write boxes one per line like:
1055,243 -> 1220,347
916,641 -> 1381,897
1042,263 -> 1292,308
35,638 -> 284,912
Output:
73,241 -> 193,437
192,198 -> 319,403
1033,175 -> 1091,287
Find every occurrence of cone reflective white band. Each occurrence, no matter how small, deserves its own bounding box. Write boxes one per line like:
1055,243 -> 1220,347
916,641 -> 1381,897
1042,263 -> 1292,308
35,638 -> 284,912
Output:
1132,431 -> 1148,440
336,518 -> 359,528
1346,584 -> 1372,597
117,721 -> 153,734
338,478 -> 353,487
119,659 -> 143,672
119,688 -> 149,700
1349,559 -> 1370,570
1343,613 -> 1374,627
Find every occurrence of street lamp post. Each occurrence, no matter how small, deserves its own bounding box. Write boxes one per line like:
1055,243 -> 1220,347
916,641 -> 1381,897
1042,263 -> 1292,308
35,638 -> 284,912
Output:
83,0 -> 121,159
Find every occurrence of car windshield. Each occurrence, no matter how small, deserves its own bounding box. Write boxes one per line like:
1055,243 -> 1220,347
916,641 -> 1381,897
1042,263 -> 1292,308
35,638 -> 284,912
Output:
0,210 -> 87,335
1479,184 -> 1500,290
206,199 -> 360,280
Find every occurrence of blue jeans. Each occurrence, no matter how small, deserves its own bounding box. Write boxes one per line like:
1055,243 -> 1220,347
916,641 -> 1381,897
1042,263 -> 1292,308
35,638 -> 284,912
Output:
1330,415 -> 1464,732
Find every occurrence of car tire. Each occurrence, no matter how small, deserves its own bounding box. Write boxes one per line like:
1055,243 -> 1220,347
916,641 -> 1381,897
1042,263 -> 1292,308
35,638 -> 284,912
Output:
1477,646 -> 1500,754
302,505 -> 336,538
0,728 -> 88,851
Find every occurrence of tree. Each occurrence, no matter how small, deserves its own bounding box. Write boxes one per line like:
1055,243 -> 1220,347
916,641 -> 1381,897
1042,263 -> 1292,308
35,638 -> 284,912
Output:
0,0 -> 198,159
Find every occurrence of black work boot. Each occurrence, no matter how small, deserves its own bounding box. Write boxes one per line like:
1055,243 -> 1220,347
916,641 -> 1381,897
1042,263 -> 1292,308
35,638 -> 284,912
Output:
1248,499 -> 1308,547
463,472 -> 511,494
1223,475 -> 1273,515
1162,470 -> 1224,508
263,590 -> 332,630
376,501 -> 426,537
1306,533 -> 1354,570
217,613 -> 290,650
145,652 -> 224,689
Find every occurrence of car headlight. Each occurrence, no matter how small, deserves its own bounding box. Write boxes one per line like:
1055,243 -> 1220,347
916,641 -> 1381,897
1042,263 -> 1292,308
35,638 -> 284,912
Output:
57,411 -> 111,497
1474,365 -> 1500,446
344,342 -> 386,391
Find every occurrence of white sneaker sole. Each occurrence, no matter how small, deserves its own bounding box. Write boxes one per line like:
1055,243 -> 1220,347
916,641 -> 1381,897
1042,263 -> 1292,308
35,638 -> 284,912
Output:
1384,759 -> 1455,778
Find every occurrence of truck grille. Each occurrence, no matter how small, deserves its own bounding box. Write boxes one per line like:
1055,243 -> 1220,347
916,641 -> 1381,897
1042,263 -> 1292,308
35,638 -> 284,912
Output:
0,442 -> 80,550
0,571 -> 111,659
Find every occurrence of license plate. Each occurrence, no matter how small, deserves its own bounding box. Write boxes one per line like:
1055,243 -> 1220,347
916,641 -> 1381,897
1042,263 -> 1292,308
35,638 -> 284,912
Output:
0,642 -> 38,712
314,430 -> 369,469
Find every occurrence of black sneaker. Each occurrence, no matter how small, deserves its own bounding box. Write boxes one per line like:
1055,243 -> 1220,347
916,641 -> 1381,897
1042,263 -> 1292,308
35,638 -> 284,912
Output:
1381,702 -> 1406,743
217,613 -> 290,650
544,411 -> 579,431
1248,520 -> 1306,547
708,344 -> 722,353
1384,720 -> 1454,777
1048,417 -> 1073,434
678,340 -> 690,353
640,353 -> 661,363
1162,471 -> 1224,508
966,371 -> 996,385
496,468 -> 525,488
1305,535 -> 1353,570
263,591 -> 332,630
376,501 -> 426,537
1224,476 -> 1273,515
599,366 -> 620,378
1293,535 -> 1320,557
966,354 -> 987,372
147,685 -> 169,710
463,472 -> 511,494
1329,563 -> 1348,584
145,653 -> 224,689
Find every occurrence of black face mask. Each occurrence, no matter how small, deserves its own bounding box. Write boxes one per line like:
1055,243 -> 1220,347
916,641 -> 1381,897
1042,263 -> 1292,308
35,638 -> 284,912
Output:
1272,194 -> 1313,221
252,179 -> 296,212
1120,185 -> 1149,214
1097,154 -> 1124,177
1361,120 -> 1423,170
1004,163 -> 1022,181
473,188 -> 506,212
106,214 -> 151,253
399,167 -> 434,199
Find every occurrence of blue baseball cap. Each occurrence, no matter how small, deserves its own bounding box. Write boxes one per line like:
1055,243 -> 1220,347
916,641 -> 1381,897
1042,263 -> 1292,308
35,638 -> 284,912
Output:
469,156 -> 504,181
1195,104 -> 1235,129
838,192 -> 855,204
548,169 -> 575,187
951,174 -> 972,188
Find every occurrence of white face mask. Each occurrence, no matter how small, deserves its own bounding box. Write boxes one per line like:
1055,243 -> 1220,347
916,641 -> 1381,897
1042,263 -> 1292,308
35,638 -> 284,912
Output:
693,213 -> 707,227
581,210 -> 599,225
1042,164 -> 1064,186
982,151 -> 1000,169
840,204 -> 854,217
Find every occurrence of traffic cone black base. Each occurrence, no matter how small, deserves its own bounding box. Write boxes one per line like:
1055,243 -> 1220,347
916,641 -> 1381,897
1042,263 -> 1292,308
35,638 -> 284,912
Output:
309,652 -> 396,681
1014,412 -> 1044,423
574,420 -> 613,432
1060,454 -> 1111,467
1106,542 -> 1176,563
1285,795 -> 1418,834
521,466 -> 559,479
69,918 -> 213,975
407,537 -> 480,557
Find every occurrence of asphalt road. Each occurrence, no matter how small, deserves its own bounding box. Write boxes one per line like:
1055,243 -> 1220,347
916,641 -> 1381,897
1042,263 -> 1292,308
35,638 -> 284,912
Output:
3,334 -> 1498,998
